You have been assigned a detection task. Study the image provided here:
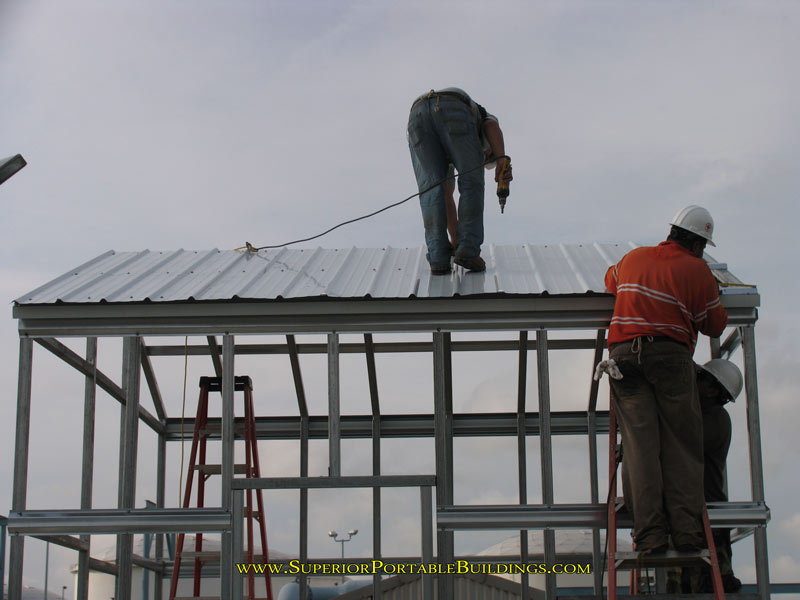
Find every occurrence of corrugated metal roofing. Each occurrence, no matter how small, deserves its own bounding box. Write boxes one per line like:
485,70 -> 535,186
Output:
15,243 -> 751,305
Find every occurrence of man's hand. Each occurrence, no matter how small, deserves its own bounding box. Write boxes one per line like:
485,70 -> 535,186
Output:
495,158 -> 513,183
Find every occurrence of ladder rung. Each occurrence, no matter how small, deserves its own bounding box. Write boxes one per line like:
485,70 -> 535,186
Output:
614,549 -> 710,569
199,375 -> 253,392
193,464 -> 249,475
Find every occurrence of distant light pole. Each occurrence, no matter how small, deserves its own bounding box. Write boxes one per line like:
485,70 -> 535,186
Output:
61,585 -> 67,600
327,529 -> 358,583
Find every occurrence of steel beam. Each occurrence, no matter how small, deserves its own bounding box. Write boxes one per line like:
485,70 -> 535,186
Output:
77,338 -> 97,600
164,410 -> 612,441
14,294 -> 759,337
710,335 -> 721,360
287,335 -> 309,417
437,501 -> 769,530
8,508 -> 232,534
443,333 -> 454,503
328,333 -> 341,477
298,416 -> 308,600
8,338 -> 33,600
34,337 -> 162,433
140,339 -> 167,422
206,335 -> 223,377
742,326 -> 770,600
421,486 -> 434,600
117,337 -> 142,600
232,475 -> 436,490
231,489 -> 244,600
220,335 -> 235,597
299,414 -> 309,600
365,334 -> 380,415
87,556 -> 118,577
587,329 -> 605,594
291,332 -> 310,600
365,334 -> 382,598
145,337 -> 602,357
155,433 -> 166,600
131,553 -> 163,574
0,516 -> 5,600
517,331 -> 530,600
720,327 -> 742,360
33,534 -> 86,552
536,331 -> 556,599
433,332 -> 453,599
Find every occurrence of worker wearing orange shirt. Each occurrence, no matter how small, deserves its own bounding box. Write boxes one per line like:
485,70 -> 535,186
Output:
605,206 -> 728,554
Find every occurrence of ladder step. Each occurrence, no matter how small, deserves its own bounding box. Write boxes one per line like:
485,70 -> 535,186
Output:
614,549 -> 710,569
193,464 -> 249,475
199,374 -> 253,392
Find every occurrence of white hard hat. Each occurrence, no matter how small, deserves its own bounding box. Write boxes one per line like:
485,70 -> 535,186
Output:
699,359 -> 743,402
670,205 -> 716,246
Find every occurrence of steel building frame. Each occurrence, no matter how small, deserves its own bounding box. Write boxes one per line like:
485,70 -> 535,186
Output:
7,292 -> 769,600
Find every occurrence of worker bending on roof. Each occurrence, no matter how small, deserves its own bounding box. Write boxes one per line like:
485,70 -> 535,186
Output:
605,205 -> 728,555
407,88 -> 511,275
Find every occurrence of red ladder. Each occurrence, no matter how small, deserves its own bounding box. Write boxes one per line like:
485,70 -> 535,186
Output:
606,391 -> 725,599
169,376 -> 274,600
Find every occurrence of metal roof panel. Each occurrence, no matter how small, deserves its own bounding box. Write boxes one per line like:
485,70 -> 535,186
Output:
15,244 -> 755,305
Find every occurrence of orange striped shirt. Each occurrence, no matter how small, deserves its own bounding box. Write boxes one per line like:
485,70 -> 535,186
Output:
605,241 -> 727,351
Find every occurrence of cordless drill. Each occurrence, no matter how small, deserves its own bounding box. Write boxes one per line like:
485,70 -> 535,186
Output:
496,156 -> 511,213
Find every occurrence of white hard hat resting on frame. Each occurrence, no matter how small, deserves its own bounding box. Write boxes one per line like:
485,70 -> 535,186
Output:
670,205 -> 716,246
699,359 -> 743,402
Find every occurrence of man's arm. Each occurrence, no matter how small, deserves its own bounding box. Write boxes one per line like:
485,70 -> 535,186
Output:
604,263 -> 619,295
695,271 -> 728,338
445,177 -> 457,246
482,119 -> 512,183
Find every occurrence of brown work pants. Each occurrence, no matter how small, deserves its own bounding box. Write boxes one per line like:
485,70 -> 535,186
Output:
610,337 -> 705,551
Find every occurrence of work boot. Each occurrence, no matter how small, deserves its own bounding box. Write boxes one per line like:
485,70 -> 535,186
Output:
675,542 -> 701,553
639,542 -> 668,556
454,255 -> 486,272
722,574 -> 742,593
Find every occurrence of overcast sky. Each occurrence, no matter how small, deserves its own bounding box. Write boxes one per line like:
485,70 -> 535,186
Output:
2,0 -> 800,595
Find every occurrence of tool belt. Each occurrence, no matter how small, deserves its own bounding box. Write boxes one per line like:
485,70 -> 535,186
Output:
411,90 -> 488,121
610,335 -> 681,350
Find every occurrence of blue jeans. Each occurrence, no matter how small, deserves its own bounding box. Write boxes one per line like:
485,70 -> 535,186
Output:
407,95 -> 485,269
